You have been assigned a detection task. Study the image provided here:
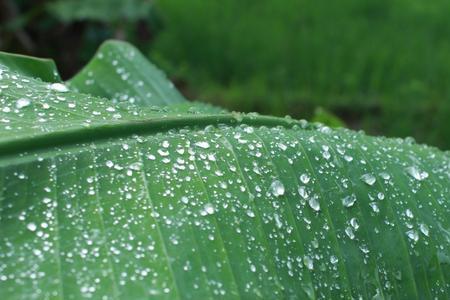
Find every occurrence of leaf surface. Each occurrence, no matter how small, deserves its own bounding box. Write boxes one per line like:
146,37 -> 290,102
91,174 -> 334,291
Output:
0,51 -> 449,300
68,40 -> 186,107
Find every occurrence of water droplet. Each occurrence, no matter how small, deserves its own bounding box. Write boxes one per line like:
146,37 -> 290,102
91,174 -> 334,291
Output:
15,98 -> 30,109
405,166 -> 428,181
300,173 -> 310,184
419,223 -> 429,237
303,256 -> 314,270
195,141 -> 210,149
246,210 -> 255,218
298,186 -> 308,199
270,180 -> 285,197
342,194 -> 357,207
405,209 -> 414,219
181,196 -> 189,204
27,222 -> 37,231
350,217 -> 359,230
406,229 -> 419,242
361,173 -> 376,186
308,197 -> 320,212
345,226 -> 355,239
203,203 -> 215,215
369,202 -> 379,213
330,255 -> 339,265
48,83 -> 69,92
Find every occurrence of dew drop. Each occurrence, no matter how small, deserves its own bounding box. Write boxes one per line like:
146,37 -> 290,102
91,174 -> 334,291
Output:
406,229 -> 419,242
48,83 -> 69,92
419,223 -> 429,237
15,98 -> 30,109
195,141 -> 210,149
203,203 -> 215,215
27,222 -> 37,232
303,256 -> 314,270
361,173 -> 376,186
345,226 -> 355,239
300,173 -> 310,184
330,255 -> 339,265
405,166 -> 428,181
308,197 -> 320,212
342,194 -> 357,207
270,180 -> 285,197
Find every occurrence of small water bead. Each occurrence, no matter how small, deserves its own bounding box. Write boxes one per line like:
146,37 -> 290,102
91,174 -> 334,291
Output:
105,161 -> 114,168
270,180 -> 285,197
360,173 -> 376,186
405,166 -> 428,181
48,83 -> 69,92
27,222 -> 37,232
406,229 -> 419,242
15,98 -> 30,109
300,174 -> 310,184
308,197 -> 320,212
342,194 -> 357,208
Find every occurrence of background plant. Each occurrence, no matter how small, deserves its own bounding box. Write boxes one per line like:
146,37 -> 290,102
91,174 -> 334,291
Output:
2,0 -> 450,149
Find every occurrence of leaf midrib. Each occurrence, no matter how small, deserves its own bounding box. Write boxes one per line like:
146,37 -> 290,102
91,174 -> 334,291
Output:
0,114 -> 306,159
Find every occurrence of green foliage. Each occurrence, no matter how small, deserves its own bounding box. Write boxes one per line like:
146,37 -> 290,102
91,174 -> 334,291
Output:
47,0 -> 153,23
151,0 -> 450,149
0,41 -> 449,299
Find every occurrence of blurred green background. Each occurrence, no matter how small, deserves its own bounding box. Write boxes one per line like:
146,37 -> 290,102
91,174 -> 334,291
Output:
1,0 -> 449,149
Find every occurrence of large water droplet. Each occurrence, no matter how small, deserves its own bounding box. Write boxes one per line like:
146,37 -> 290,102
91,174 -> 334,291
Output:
195,141 -> 210,149
27,222 -> 37,231
342,194 -> 357,207
406,229 -> 419,242
15,98 -> 30,109
419,223 -> 429,237
48,83 -> 69,92
405,166 -> 428,181
303,255 -> 314,270
270,180 -> 285,197
308,196 -> 320,212
361,173 -> 376,186
300,173 -> 310,184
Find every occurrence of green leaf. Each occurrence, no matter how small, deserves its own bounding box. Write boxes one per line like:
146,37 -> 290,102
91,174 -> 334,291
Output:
0,51 -> 61,82
0,49 -> 449,300
68,40 -> 186,107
